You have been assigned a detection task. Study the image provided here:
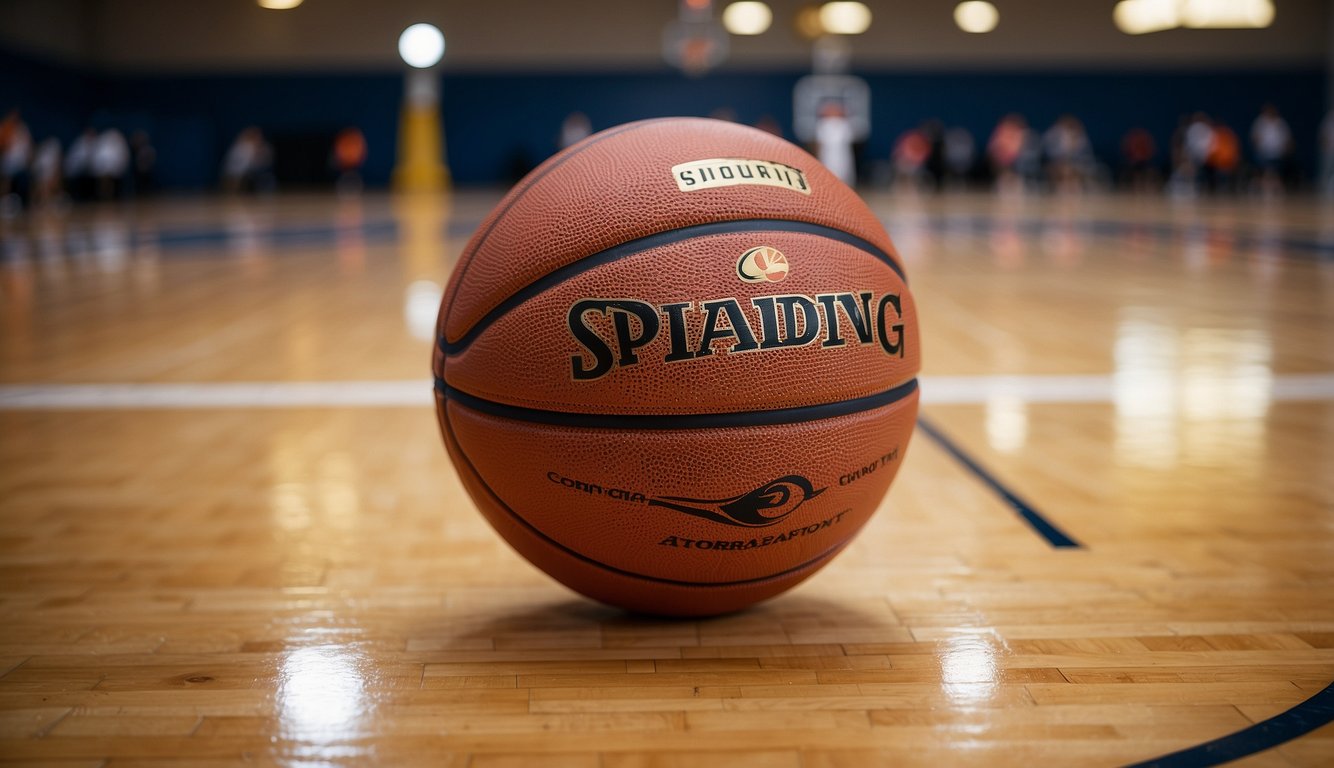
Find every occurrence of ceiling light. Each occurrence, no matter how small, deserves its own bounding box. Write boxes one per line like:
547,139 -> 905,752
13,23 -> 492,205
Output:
954,1 -> 999,33
819,2 -> 872,35
722,2 -> 773,35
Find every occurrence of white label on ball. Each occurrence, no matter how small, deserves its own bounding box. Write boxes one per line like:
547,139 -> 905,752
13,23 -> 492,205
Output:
671,158 -> 811,195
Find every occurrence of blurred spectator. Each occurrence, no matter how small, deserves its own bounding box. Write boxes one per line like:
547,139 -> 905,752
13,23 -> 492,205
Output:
921,119 -> 945,190
1043,115 -> 1093,193
559,112 -> 591,150
891,126 -> 931,191
1321,108 -> 1334,198
92,128 -> 130,200
130,131 -> 156,197
30,137 -> 62,208
1206,123 -> 1240,193
1120,127 -> 1157,192
0,109 -> 33,214
942,127 -> 975,190
815,101 -> 855,187
65,128 -> 97,201
988,113 -> 1029,194
1016,128 -> 1043,189
1250,104 -> 1291,196
1170,112 -> 1215,195
332,126 -> 367,195
222,127 -> 274,194
754,115 -> 783,138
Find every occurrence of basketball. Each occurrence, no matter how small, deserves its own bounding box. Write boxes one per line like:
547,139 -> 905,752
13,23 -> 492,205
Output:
432,117 -> 919,616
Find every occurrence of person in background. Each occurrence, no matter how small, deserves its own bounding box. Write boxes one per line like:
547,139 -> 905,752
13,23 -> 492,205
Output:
332,126 -> 367,195
0,109 -> 32,214
92,128 -> 130,200
1206,122 -> 1240,193
942,127 -> 975,190
130,131 -> 156,198
1250,103 -> 1291,196
891,125 -> 930,192
1170,112 -> 1215,196
815,100 -> 855,187
1120,127 -> 1157,193
921,119 -> 945,191
222,127 -> 274,194
30,137 -> 63,208
988,113 -> 1028,194
1043,114 -> 1093,193
1321,108 -> 1334,198
559,112 -> 591,150
754,115 -> 783,138
64,127 -> 97,202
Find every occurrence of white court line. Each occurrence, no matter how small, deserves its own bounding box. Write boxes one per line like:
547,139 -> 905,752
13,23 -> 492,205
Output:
1,374 -> 1333,410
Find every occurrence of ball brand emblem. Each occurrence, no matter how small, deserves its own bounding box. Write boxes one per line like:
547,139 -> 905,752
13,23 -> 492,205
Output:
648,475 -> 826,528
737,246 -> 789,283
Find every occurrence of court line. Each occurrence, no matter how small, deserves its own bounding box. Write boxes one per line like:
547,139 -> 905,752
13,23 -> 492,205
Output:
2,373 -> 1333,410
910,213 -> 1334,260
1122,680 -> 1334,768
915,416 -> 1081,548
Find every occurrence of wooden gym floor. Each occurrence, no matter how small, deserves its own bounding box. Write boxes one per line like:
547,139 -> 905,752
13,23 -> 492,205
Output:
0,190 -> 1331,767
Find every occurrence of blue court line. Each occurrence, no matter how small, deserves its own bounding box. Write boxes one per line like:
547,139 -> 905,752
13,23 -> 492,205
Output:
913,214 -> 1334,261
0,219 -> 401,262
143,219 -> 400,251
916,416 -> 1081,548
1122,680 -> 1334,767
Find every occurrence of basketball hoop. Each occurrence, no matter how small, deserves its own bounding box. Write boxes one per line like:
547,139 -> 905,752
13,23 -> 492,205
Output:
662,18 -> 729,77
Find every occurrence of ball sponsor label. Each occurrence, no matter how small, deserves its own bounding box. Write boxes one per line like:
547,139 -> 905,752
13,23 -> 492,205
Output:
671,158 -> 811,195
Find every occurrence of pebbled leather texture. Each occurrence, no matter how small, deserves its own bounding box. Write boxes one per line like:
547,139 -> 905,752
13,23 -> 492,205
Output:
431,118 -> 920,616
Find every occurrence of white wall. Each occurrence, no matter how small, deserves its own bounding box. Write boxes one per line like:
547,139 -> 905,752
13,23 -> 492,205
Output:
4,0 -> 1328,72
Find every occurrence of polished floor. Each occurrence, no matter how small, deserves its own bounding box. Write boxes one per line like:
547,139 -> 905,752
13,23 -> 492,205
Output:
0,190 -> 1332,766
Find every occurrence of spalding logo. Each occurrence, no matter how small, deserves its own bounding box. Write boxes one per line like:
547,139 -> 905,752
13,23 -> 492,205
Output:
648,475 -> 826,527
736,246 -> 788,284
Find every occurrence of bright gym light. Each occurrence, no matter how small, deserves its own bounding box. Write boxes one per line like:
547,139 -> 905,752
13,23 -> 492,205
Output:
1113,0 -> 1180,34
954,1 -> 999,33
1181,0 -> 1274,28
722,2 -> 773,36
1114,0 -> 1274,34
257,0 -> 303,8
398,23 -> 446,69
819,2 -> 872,35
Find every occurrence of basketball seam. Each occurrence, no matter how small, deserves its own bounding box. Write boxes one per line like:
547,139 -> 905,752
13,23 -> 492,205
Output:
437,377 -> 917,429
440,219 -> 906,356
441,400 -> 853,590
442,119 -> 677,326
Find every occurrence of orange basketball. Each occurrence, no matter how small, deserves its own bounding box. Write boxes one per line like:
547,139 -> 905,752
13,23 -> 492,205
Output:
433,117 -> 920,617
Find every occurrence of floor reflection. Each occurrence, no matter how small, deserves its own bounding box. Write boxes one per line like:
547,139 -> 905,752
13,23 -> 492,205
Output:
277,642 -> 375,764
938,632 -> 1003,707
1113,311 -> 1273,471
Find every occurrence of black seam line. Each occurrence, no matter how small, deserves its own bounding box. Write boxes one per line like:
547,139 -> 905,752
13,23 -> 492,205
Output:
436,378 -> 918,430
441,119 -> 657,314
440,218 -> 906,356
441,404 -> 850,590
